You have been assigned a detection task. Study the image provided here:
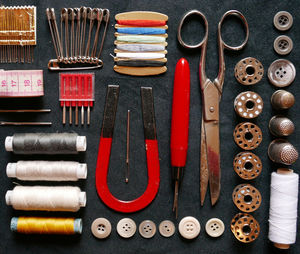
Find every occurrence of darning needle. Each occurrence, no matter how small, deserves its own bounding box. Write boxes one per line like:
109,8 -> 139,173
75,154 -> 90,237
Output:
69,76 -> 72,125
0,121 -> 52,126
62,77 -> 66,125
0,109 -> 51,113
125,110 -> 130,183
75,76 -> 78,125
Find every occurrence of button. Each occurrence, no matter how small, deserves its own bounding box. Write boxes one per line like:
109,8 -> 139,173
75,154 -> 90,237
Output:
268,59 -> 296,88
159,220 -> 175,237
273,11 -> 293,31
273,35 -> 293,55
117,218 -> 136,238
139,220 -> 156,238
178,216 -> 201,239
91,218 -> 112,239
205,218 -> 225,237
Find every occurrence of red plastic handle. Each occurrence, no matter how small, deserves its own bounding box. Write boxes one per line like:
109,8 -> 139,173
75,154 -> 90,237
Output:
96,138 -> 160,213
170,58 -> 190,167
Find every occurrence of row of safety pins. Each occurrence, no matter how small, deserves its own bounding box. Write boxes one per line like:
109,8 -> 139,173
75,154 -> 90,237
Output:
46,7 -> 109,70
0,6 -> 37,63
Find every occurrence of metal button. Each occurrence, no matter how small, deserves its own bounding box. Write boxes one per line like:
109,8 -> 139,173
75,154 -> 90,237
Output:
159,220 -> 175,237
273,11 -> 293,31
178,216 -> 201,239
91,218 -> 112,239
268,59 -> 296,88
116,218 -> 136,238
139,220 -> 156,238
273,35 -> 293,55
205,218 -> 225,237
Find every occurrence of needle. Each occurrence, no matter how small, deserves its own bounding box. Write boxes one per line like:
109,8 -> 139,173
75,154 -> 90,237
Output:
125,110 -> 130,183
0,121 -> 52,126
0,109 -> 51,113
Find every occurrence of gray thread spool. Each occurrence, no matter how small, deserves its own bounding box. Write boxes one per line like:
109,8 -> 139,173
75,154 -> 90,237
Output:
268,139 -> 298,165
5,133 -> 86,154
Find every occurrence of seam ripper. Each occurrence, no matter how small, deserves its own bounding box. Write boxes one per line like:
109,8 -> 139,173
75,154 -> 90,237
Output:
171,58 -> 190,218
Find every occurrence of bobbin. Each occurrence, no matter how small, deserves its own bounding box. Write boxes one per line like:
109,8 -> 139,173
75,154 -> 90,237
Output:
233,122 -> 262,150
234,91 -> 263,119
232,184 -> 262,212
234,57 -> 264,85
271,90 -> 295,110
268,139 -> 298,165
231,213 -> 260,243
269,115 -> 295,137
233,152 -> 262,180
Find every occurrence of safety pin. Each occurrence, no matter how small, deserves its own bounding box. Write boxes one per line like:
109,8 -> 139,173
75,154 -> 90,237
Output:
95,85 -> 160,213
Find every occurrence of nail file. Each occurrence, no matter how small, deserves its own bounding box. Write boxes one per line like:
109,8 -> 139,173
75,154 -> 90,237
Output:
114,11 -> 168,76
0,70 -> 43,97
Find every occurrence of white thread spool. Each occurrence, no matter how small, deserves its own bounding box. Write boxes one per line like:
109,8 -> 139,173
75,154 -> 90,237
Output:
268,169 -> 299,249
6,161 -> 87,181
6,186 -> 86,212
116,52 -> 165,59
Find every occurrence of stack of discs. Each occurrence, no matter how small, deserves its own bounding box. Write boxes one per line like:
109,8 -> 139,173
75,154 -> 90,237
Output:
114,11 -> 168,76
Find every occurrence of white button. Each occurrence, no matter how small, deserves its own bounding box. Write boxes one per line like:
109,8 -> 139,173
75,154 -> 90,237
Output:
273,11 -> 293,31
91,218 -> 112,239
159,220 -> 175,237
117,218 -> 136,238
205,218 -> 225,238
139,220 -> 156,238
178,216 -> 201,239
273,35 -> 293,55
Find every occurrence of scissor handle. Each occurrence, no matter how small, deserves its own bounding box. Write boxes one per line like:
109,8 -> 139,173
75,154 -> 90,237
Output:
218,10 -> 249,51
177,10 -> 208,49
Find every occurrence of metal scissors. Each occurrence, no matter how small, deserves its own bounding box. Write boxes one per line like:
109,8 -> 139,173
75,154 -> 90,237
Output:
177,10 -> 249,206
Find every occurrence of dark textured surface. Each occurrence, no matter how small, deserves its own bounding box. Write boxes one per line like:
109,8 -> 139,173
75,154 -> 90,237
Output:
0,0 -> 299,253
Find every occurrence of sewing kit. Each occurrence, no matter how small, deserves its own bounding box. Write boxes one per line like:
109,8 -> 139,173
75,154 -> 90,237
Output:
0,3 -> 299,253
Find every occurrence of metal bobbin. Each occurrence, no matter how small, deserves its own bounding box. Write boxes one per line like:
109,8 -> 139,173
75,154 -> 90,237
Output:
268,139 -> 298,165
269,115 -> 295,137
233,122 -> 262,150
232,184 -> 262,212
271,90 -> 295,110
234,57 -> 264,85
233,152 -> 262,180
234,91 -> 263,119
231,213 -> 260,243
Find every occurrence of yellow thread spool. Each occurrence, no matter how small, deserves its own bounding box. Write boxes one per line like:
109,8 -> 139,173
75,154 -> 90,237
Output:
11,217 -> 82,234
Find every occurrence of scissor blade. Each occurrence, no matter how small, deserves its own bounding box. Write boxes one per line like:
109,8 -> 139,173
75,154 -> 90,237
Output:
200,117 -> 209,206
204,120 -> 220,206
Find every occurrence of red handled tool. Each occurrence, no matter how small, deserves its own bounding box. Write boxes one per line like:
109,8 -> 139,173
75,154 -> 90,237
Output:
95,85 -> 160,213
171,58 -> 190,218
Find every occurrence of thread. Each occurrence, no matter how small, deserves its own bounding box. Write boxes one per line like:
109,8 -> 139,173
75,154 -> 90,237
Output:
117,20 -> 166,27
6,161 -> 87,181
116,43 -> 165,52
268,171 -> 299,246
117,35 -> 165,43
5,133 -> 86,154
11,217 -> 82,234
116,52 -> 165,59
6,186 -> 86,212
116,60 -> 165,67
117,27 -> 165,35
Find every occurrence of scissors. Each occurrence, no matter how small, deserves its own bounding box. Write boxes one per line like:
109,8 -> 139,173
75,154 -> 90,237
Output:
177,10 -> 249,206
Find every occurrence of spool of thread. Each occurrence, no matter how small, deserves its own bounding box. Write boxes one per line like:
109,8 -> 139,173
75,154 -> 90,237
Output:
5,133 -> 86,154
117,35 -> 165,43
116,52 -> 165,59
11,217 -> 82,234
269,169 -> 299,249
6,161 -> 87,181
6,186 -> 86,212
116,44 -> 165,52
117,27 -> 166,35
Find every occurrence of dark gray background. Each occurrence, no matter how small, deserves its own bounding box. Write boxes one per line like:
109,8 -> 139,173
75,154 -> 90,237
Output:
0,0 -> 299,253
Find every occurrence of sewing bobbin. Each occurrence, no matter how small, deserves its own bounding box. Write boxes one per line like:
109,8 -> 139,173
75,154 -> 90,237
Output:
233,122 -> 262,150
233,152 -> 262,180
231,213 -> 260,243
